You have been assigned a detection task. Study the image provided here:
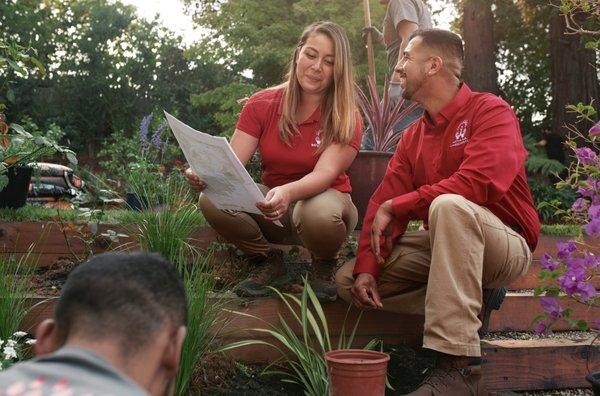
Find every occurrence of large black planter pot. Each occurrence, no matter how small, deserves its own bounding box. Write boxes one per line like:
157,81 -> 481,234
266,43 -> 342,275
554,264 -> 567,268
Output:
126,192 -> 149,211
0,166 -> 33,209
587,372 -> 600,395
346,151 -> 393,230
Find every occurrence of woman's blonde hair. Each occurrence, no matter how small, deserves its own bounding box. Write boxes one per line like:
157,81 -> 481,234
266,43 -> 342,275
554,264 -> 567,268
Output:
278,21 -> 357,151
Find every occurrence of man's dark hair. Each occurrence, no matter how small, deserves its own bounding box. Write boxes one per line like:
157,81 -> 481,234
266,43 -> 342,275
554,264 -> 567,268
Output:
410,29 -> 464,73
54,252 -> 187,351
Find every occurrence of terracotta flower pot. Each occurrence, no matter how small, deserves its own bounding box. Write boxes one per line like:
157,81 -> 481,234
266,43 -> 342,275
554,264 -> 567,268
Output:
325,349 -> 390,396
346,151 -> 393,230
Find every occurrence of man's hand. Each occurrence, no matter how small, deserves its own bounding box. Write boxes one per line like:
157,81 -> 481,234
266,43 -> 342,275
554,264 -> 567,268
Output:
351,273 -> 383,310
361,26 -> 384,45
371,199 -> 394,265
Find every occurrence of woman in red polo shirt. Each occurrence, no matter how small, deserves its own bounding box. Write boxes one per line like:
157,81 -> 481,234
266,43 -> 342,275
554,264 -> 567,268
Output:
186,21 -> 363,301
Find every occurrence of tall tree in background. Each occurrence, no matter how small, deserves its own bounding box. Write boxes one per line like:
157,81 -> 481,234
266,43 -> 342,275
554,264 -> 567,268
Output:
461,0 -> 500,94
549,9 -> 599,139
495,0 -> 552,132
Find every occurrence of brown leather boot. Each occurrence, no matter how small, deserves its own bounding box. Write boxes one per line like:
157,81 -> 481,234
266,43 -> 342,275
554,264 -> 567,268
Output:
406,356 -> 487,396
235,249 -> 287,297
306,258 -> 340,302
478,287 -> 507,337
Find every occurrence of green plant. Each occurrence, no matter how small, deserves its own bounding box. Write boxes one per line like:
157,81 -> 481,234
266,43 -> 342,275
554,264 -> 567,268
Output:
124,173 -> 219,395
533,99 -> 599,334
220,278 -> 378,396
0,251 -> 36,340
98,113 -> 182,191
125,172 -> 204,257
356,76 -> 420,153
0,121 -> 77,190
175,255 -> 223,395
0,38 -> 45,111
0,331 -> 35,371
523,133 -> 566,177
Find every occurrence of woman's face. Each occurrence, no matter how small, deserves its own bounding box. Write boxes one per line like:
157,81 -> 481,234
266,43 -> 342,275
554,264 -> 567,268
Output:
295,33 -> 335,97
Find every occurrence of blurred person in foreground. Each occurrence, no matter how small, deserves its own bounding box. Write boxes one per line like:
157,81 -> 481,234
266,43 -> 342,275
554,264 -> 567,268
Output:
336,29 -> 540,395
0,252 -> 188,396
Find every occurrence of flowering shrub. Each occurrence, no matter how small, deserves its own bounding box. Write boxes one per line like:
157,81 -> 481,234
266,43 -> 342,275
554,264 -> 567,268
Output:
0,332 -> 35,371
534,105 -> 600,334
98,112 -> 183,191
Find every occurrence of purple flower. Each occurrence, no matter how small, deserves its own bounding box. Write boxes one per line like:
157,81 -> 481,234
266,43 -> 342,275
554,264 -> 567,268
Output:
559,267 -> 586,296
584,218 -> 600,238
572,198 -> 589,213
575,147 -> 598,165
577,282 -> 598,301
556,241 -> 577,260
589,205 -> 600,220
534,320 -> 549,335
541,253 -> 560,271
590,120 -> 600,137
583,253 -> 600,269
139,114 -> 153,156
150,122 -> 167,151
540,296 -> 564,320
578,178 -> 599,198
559,267 -> 597,301
595,319 -> 600,330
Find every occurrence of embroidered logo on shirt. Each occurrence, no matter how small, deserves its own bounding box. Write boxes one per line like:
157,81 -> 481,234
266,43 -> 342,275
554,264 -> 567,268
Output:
311,131 -> 322,148
450,120 -> 469,148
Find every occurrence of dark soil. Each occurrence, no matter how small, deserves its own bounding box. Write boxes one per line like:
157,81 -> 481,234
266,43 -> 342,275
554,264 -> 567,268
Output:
31,257 -> 77,296
189,345 -> 434,395
191,353 -> 303,395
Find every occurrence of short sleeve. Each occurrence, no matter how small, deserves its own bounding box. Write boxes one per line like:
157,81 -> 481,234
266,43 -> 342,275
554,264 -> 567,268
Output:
389,0 -> 419,27
235,94 -> 264,138
350,111 -> 364,151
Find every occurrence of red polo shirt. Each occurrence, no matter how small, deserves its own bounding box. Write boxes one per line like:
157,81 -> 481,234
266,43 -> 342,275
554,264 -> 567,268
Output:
353,84 -> 541,280
236,87 -> 363,193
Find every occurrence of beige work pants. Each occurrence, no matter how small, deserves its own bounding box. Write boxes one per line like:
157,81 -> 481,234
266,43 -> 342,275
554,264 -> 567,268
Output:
336,194 -> 532,356
199,185 -> 358,260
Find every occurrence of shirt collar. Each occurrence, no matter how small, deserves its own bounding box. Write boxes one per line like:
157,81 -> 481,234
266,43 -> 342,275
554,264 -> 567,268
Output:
423,83 -> 472,128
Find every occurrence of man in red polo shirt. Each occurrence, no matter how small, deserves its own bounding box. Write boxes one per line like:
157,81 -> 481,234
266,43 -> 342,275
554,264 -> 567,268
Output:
336,29 -> 540,394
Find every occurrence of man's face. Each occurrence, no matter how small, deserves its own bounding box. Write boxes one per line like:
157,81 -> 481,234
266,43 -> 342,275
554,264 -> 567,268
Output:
394,37 -> 429,101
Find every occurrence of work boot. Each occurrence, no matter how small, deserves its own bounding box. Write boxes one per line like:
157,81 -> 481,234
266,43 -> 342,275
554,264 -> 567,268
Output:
406,355 -> 487,396
306,258 -> 340,302
478,287 -> 507,337
235,249 -> 287,298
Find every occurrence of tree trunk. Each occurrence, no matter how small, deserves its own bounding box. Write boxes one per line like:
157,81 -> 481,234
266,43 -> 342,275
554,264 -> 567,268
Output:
462,0 -> 500,94
550,12 -> 600,139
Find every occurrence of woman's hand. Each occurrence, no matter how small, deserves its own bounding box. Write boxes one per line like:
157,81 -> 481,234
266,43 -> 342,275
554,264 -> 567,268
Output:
184,168 -> 206,192
256,186 -> 291,221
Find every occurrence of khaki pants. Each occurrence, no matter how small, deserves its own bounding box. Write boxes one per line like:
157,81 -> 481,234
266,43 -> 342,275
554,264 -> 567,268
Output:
336,194 -> 532,357
200,185 -> 358,260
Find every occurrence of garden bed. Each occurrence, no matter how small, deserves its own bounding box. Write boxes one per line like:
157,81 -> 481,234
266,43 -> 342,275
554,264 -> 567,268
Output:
4,219 -> 600,392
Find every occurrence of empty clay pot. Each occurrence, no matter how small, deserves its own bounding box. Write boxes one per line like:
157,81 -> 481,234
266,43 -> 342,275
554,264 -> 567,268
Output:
325,349 -> 390,396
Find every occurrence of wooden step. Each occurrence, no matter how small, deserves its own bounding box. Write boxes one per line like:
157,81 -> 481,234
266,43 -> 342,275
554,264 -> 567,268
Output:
482,338 -> 600,390
18,296 -> 600,391
20,292 -> 600,340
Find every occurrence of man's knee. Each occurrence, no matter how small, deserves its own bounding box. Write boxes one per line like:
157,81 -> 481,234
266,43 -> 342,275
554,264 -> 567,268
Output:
429,194 -> 471,217
335,259 -> 356,303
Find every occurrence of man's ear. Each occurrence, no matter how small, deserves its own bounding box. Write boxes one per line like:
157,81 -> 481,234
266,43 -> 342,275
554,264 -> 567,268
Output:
427,56 -> 444,76
34,319 -> 60,356
162,326 -> 187,376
